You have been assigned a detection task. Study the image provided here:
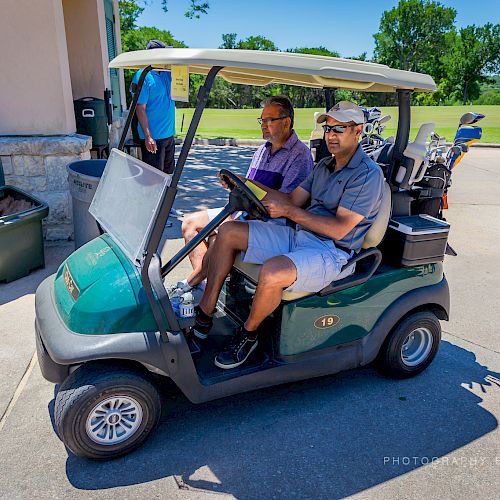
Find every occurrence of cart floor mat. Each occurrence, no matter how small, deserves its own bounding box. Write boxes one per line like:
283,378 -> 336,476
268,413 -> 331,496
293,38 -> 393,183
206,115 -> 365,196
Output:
192,314 -> 275,384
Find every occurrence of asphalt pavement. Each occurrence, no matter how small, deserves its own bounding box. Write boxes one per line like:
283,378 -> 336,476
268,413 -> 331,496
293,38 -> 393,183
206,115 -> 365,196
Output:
0,146 -> 498,499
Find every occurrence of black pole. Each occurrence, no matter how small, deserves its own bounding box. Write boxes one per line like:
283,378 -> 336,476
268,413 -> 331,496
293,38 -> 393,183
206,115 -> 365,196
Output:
325,88 -> 337,110
118,65 -> 153,151
394,90 -> 412,160
170,66 -> 223,189
161,205 -> 233,276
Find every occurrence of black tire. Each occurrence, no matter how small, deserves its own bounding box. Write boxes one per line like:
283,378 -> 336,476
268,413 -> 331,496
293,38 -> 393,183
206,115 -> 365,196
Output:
55,363 -> 161,460
377,311 -> 441,379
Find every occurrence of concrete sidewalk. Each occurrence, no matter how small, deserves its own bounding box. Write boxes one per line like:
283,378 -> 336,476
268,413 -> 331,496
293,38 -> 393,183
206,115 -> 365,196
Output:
0,147 -> 498,499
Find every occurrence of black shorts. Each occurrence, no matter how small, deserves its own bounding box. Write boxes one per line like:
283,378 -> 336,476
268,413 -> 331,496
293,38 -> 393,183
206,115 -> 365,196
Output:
140,136 -> 175,174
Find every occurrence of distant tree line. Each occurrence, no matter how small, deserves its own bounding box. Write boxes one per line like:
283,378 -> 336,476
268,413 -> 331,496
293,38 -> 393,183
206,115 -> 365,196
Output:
119,0 -> 500,108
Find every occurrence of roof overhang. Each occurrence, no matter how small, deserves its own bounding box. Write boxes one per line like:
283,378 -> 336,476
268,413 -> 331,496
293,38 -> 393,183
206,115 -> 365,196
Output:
110,48 -> 436,93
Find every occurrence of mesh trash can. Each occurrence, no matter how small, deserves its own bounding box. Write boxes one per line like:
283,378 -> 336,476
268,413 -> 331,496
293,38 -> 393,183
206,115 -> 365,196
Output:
67,159 -> 107,249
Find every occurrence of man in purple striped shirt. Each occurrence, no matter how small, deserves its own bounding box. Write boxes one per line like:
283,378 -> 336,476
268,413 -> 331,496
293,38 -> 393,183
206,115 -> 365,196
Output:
179,96 -> 313,291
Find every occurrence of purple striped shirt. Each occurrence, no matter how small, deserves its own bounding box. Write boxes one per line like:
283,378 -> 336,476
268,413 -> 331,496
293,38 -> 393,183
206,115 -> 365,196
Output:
246,131 -> 313,193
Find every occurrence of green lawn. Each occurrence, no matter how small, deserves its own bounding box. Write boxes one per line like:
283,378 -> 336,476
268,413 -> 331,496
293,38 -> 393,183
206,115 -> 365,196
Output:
175,105 -> 500,143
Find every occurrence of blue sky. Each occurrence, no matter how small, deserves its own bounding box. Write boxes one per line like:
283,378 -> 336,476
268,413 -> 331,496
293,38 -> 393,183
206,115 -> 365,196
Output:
137,0 -> 499,58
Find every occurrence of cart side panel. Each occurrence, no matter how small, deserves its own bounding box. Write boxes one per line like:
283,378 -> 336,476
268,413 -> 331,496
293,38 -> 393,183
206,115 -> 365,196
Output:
278,263 -> 444,357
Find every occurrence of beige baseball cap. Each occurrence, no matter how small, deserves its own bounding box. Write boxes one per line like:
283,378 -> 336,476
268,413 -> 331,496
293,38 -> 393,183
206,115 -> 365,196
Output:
316,101 -> 365,125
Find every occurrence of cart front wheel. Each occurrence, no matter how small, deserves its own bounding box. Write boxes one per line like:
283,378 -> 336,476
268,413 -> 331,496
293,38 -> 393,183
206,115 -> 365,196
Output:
55,364 -> 161,460
378,311 -> 441,378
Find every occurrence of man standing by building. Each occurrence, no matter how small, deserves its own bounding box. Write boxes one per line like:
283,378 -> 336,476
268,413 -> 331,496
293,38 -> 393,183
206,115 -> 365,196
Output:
130,40 -> 176,178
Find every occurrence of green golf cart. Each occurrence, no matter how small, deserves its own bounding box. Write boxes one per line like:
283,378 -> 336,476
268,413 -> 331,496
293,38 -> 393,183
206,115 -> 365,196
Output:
35,49 -> 450,460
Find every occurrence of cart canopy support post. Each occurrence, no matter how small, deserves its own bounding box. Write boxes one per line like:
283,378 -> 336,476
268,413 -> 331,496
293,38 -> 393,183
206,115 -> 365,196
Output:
394,90 -> 412,161
171,66 -> 223,189
118,66 -> 153,151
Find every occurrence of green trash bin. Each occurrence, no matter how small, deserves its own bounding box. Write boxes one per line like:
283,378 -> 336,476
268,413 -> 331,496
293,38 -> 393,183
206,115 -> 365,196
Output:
74,97 -> 109,147
0,159 -> 49,282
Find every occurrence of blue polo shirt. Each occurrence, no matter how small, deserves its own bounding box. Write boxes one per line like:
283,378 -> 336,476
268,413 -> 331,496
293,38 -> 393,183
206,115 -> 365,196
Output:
299,145 -> 384,251
131,69 -> 176,140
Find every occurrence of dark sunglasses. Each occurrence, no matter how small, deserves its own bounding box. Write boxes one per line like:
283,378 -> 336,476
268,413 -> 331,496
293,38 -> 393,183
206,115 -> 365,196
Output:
257,116 -> 287,125
322,124 -> 356,134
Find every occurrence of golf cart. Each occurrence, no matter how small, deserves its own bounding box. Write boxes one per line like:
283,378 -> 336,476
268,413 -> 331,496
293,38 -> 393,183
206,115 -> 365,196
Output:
35,49 -> 450,460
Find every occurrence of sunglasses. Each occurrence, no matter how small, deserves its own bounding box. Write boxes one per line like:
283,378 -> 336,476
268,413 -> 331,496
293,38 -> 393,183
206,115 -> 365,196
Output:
322,124 -> 356,134
257,116 -> 287,125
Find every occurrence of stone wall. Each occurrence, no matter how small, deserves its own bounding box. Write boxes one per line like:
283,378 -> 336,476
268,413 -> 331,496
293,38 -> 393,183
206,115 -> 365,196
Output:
0,134 -> 91,240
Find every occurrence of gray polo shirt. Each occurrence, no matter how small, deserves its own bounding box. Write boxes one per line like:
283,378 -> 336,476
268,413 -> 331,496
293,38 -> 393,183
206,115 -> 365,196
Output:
299,145 -> 384,251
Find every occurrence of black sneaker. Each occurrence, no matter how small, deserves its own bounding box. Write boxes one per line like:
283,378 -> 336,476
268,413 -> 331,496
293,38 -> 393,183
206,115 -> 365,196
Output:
192,306 -> 213,340
214,328 -> 258,369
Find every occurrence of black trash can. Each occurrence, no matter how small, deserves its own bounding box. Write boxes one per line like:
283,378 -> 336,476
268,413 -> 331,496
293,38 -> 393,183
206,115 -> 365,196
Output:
67,159 -> 107,249
74,97 -> 109,147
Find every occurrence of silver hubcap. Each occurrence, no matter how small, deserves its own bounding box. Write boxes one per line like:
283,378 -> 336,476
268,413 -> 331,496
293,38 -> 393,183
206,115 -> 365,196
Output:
86,396 -> 143,445
401,327 -> 433,366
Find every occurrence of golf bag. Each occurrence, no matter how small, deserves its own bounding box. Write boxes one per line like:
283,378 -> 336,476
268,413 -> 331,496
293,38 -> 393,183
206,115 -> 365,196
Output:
411,163 -> 451,220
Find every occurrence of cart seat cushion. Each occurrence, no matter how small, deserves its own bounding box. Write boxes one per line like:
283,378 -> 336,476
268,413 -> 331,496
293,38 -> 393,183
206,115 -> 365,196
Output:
361,181 -> 391,249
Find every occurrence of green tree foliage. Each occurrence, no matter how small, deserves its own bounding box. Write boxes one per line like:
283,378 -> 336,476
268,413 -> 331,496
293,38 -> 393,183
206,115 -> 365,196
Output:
119,0 -> 144,31
440,24 -> 500,104
119,2 -> 188,105
220,33 -> 278,51
373,0 -> 456,78
287,46 -> 340,57
161,0 -> 209,19
118,0 -> 499,110
122,26 -> 186,52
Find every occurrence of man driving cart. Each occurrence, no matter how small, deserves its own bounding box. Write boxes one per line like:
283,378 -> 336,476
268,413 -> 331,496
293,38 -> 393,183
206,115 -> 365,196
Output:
193,101 -> 385,369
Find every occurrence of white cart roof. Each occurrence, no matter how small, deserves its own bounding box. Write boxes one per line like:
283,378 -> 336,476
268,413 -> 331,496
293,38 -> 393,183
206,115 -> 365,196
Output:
110,48 -> 436,92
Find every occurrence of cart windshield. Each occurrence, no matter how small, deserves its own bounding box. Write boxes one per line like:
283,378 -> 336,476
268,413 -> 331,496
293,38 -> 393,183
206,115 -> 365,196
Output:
89,149 -> 170,264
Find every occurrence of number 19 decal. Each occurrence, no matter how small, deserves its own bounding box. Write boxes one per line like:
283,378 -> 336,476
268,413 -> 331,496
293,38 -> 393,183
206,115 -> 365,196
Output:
314,314 -> 340,329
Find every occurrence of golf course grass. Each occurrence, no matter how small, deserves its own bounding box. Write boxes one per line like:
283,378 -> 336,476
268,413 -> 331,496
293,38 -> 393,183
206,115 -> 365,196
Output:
175,105 -> 500,143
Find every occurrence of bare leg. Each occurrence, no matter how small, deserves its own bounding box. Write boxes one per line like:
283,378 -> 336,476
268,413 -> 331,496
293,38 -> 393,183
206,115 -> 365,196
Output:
181,210 -> 210,285
244,256 -> 296,331
199,221 -> 249,315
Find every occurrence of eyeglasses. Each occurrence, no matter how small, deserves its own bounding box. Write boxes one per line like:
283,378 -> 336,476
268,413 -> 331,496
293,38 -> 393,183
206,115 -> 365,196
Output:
257,116 -> 287,125
322,124 -> 356,134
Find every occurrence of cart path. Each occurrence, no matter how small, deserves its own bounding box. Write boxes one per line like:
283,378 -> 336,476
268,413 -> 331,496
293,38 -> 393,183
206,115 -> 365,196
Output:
443,330 -> 500,355
0,147 -> 498,499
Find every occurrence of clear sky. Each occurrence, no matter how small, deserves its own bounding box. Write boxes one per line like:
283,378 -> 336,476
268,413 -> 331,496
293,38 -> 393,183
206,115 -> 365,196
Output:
137,0 -> 499,58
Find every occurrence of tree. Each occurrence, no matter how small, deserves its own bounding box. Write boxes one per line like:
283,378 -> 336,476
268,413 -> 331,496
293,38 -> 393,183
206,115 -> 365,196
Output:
119,1 -> 209,28
287,46 -> 339,58
373,0 -> 456,78
220,33 -> 278,51
161,0 -> 209,19
441,24 -> 500,104
119,0 -> 144,31
217,34 -> 278,108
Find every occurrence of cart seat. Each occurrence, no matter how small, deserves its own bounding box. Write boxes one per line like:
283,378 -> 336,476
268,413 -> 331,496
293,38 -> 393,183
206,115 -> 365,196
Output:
233,181 -> 391,300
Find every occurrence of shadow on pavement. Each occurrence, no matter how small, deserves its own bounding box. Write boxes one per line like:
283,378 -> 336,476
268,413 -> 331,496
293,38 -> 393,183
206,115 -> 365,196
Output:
63,340 -> 498,499
0,242 -> 73,306
173,146 -> 254,214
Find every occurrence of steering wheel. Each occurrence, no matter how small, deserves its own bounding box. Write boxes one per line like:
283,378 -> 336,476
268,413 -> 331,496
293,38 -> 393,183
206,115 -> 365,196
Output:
219,169 -> 269,221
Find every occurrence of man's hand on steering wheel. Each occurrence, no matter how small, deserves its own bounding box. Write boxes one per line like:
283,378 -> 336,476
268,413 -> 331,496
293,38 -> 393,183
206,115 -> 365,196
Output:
262,197 -> 293,218
218,172 -> 245,189
219,169 -> 269,221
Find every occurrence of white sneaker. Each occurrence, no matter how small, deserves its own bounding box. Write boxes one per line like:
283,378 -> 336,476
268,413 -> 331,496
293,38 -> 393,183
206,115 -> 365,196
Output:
173,279 -> 192,293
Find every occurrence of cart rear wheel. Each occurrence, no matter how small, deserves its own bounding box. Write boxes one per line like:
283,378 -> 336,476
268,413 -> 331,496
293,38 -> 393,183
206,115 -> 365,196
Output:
55,364 -> 161,460
378,311 -> 441,378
